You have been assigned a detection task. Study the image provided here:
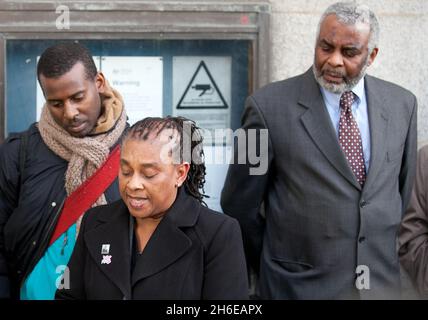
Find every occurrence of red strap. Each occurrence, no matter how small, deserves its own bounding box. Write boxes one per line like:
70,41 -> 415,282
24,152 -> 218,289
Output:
49,144 -> 121,246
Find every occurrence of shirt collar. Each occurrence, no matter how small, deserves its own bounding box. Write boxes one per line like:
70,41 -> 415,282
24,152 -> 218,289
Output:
320,76 -> 365,108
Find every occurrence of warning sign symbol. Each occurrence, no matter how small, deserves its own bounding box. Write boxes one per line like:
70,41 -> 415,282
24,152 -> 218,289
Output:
177,60 -> 229,109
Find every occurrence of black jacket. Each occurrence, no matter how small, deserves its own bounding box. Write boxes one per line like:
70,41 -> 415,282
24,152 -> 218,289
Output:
0,123 -> 121,298
55,189 -> 249,300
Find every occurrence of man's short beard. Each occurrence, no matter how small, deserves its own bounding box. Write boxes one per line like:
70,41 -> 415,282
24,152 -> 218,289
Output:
313,56 -> 369,94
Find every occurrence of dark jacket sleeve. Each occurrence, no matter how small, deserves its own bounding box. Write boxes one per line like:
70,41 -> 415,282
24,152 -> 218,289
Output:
55,214 -> 88,300
0,136 -> 21,298
202,218 -> 249,299
221,95 -> 272,274
399,144 -> 428,297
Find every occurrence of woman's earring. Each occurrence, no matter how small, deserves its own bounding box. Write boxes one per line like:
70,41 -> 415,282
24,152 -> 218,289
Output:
175,182 -> 178,188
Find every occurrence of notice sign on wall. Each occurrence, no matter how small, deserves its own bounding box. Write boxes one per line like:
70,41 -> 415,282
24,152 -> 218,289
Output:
176,60 -> 228,109
173,56 -> 231,144
101,56 -> 163,125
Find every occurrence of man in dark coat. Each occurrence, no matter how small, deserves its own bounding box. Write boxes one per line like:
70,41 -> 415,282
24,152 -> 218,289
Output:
0,42 -> 127,299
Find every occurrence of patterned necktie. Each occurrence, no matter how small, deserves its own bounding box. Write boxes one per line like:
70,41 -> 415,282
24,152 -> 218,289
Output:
338,91 -> 366,186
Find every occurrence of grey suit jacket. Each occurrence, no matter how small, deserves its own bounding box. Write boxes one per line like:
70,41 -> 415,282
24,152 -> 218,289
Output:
221,68 -> 417,299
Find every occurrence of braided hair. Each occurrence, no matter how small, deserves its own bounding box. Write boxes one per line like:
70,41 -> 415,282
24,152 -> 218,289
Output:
123,116 -> 208,204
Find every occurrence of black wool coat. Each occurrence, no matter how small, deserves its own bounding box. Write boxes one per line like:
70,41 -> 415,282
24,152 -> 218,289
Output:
0,123 -> 121,298
55,189 -> 249,300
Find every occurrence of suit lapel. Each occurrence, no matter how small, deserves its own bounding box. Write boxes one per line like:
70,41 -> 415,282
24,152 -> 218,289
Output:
299,69 -> 361,190
131,218 -> 192,286
131,189 -> 198,286
362,76 -> 388,191
84,201 -> 132,298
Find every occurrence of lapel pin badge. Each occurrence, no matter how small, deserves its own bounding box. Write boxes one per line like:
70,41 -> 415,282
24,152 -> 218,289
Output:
101,244 -> 110,254
101,255 -> 112,265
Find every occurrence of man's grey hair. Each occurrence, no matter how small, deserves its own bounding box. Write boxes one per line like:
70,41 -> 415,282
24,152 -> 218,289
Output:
316,2 -> 380,53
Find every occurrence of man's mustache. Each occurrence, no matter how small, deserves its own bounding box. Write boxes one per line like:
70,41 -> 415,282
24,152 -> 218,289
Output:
322,68 -> 346,78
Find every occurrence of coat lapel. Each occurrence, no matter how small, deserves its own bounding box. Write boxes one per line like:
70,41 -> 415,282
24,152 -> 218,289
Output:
362,76 -> 388,191
84,201 -> 132,299
299,69 -> 361,190
131,189 -> 198,286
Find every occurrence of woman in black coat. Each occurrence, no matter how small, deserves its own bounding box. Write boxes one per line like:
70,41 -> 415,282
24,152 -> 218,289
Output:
55,116 -> 248,300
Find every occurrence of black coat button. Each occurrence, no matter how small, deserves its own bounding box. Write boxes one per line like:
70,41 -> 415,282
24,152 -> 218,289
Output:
359,236 -> 366,243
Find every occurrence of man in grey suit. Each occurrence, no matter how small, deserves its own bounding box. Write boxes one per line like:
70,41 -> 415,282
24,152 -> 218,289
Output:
221,2 -> 417,299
